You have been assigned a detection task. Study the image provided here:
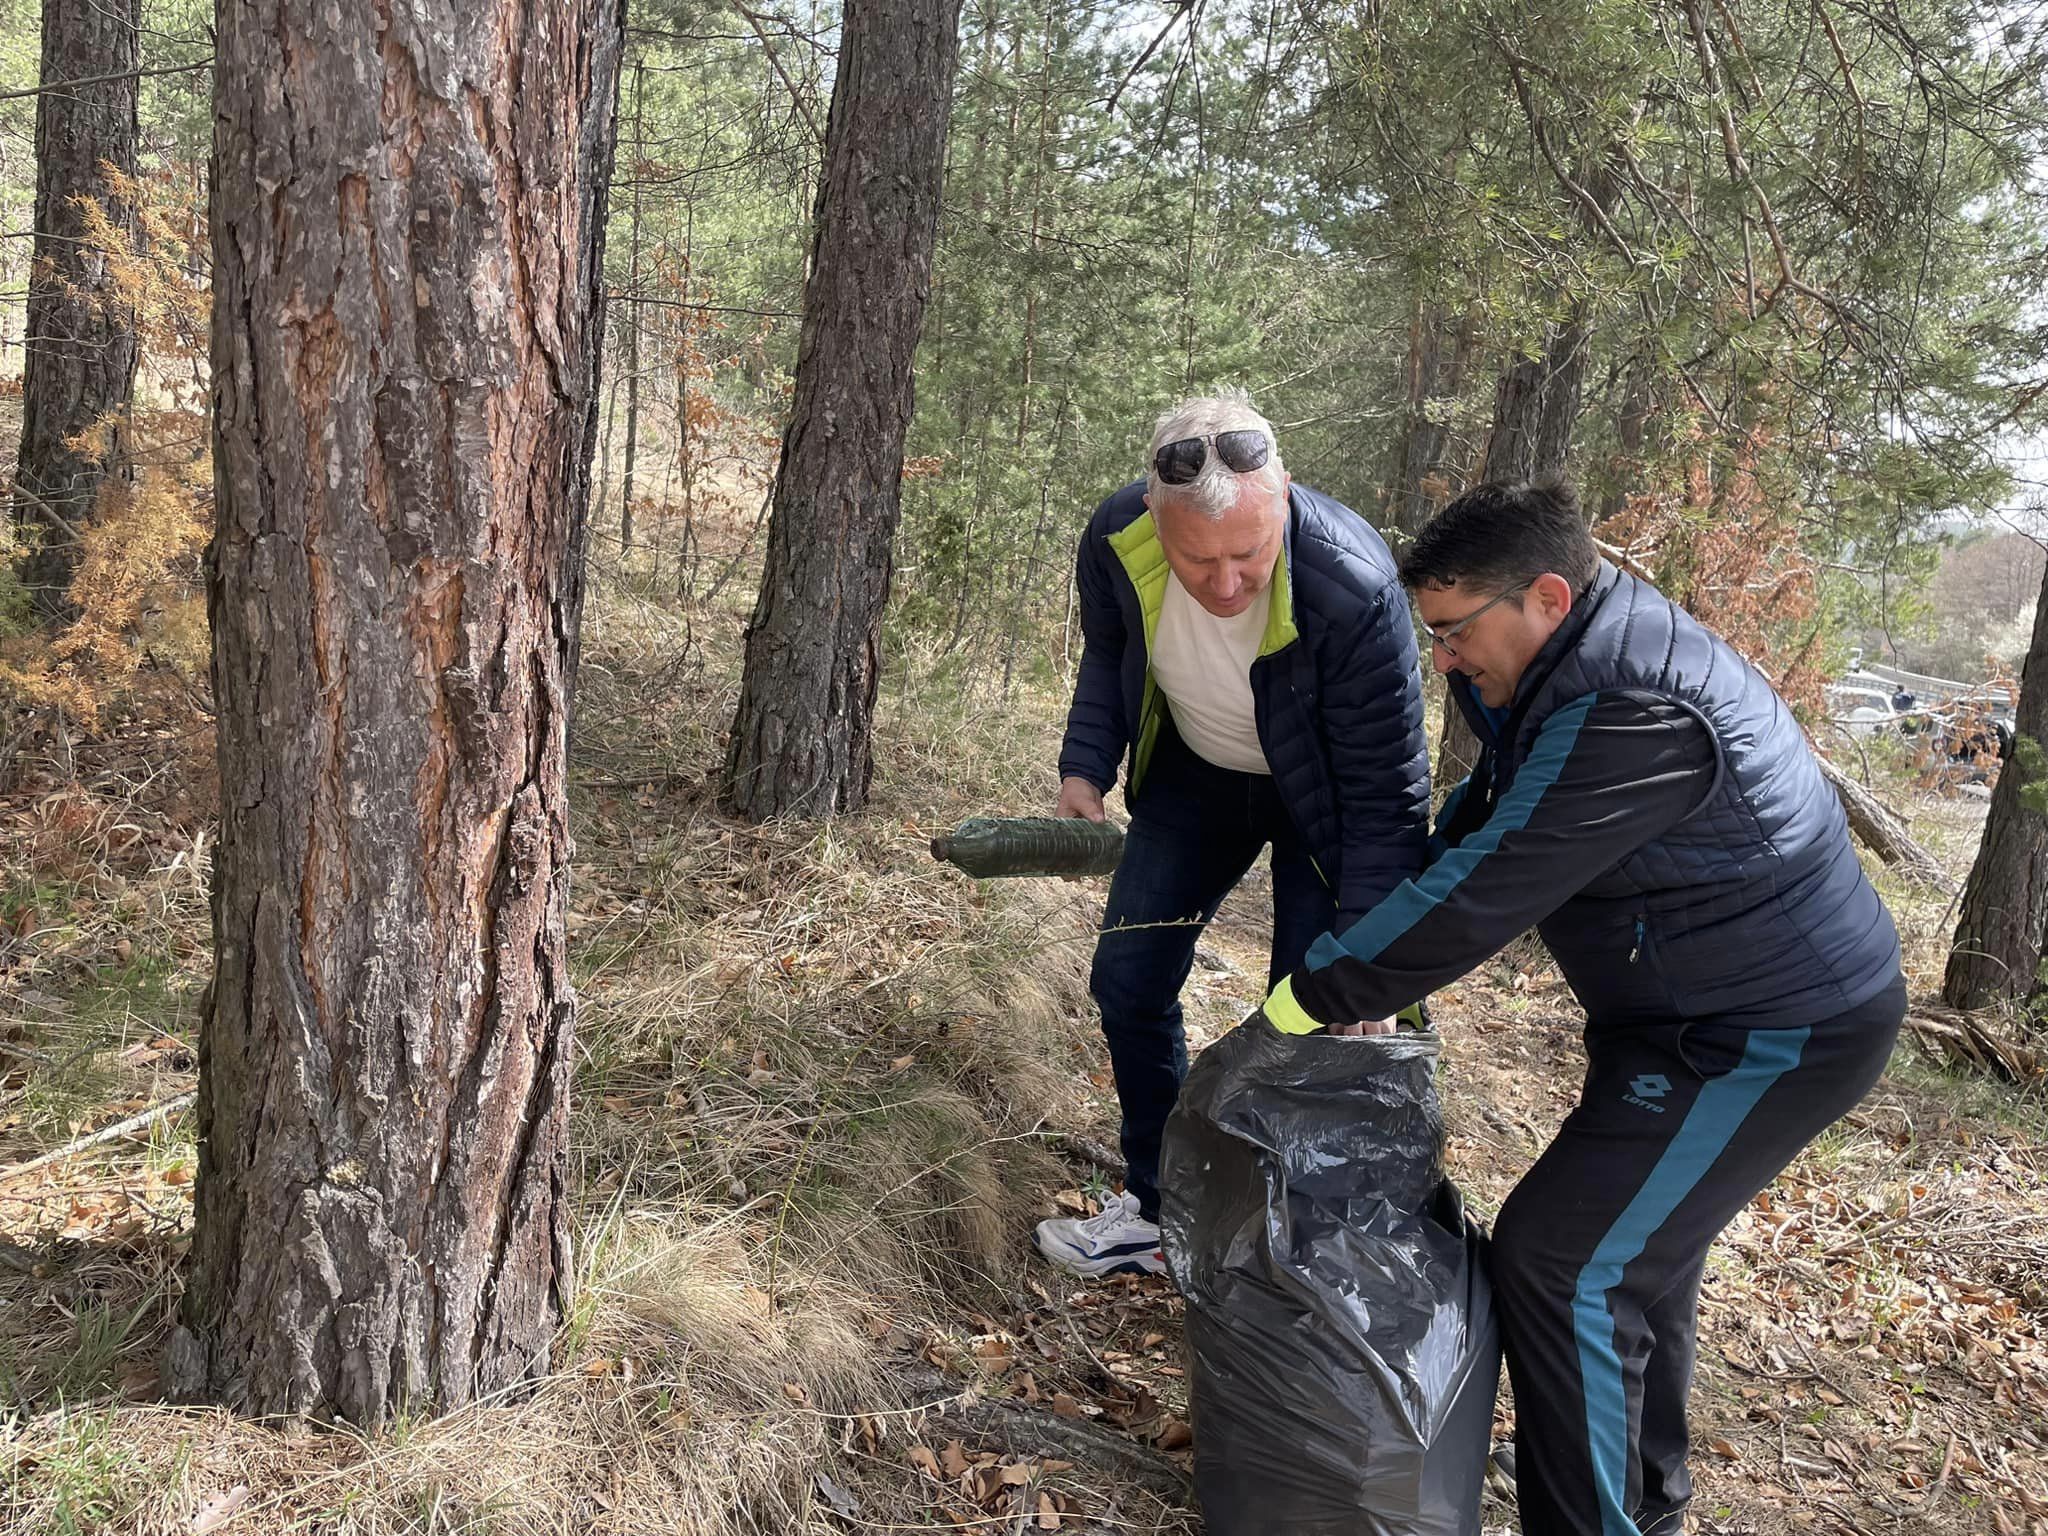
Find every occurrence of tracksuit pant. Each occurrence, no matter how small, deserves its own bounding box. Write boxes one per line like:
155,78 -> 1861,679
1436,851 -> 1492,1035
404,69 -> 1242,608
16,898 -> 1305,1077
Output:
1492,976 -> 1905,1535
1090,715 -> 1334,1220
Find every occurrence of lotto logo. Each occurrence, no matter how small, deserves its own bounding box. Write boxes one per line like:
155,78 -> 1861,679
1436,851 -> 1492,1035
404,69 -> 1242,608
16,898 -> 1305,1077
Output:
1624,1073 -> 1673,1113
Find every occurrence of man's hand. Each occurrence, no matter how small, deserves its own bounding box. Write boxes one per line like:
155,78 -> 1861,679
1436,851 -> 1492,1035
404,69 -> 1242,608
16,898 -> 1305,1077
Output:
1057,776 -> 1106,823
1325,1018 -> 1396,1036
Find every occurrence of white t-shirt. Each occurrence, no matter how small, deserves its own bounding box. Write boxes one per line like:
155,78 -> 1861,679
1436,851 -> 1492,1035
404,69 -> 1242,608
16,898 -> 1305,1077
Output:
1150,572 -> 1272,775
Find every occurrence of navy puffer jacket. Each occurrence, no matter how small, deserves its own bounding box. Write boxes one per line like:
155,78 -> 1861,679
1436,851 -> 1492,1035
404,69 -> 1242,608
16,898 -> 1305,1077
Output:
1057,480 -> 1430,926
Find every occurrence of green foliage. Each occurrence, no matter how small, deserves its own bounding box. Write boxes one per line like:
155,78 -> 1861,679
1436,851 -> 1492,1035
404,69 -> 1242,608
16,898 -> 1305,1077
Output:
5,0 -> 2042,709
2016,731 -> 2047,817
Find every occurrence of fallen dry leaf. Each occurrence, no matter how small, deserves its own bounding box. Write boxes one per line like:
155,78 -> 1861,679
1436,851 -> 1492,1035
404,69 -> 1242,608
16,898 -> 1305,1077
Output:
814,1470 -> 860,1520
966,1465 -> 1005,1506
189,1485 -> 250,1534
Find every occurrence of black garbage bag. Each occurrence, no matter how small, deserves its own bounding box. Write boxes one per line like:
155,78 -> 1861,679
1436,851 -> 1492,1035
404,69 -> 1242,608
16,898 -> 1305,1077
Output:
1160,1014 -> 1499,1536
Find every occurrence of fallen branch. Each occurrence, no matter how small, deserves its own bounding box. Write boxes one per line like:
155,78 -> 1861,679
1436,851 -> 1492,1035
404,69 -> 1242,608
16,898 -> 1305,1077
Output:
1594,537 -> 1658,584
0,1091 -> 196,1180
1903,1003 -> 2046,1085
1049,1131 -> 1122,1179
896,1361 -> 1193,1505
1812,753 -> 1953,892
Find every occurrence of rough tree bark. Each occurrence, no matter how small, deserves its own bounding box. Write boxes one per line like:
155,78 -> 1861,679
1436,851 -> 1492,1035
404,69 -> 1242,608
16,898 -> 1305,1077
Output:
1383,296 -> 1477,542
1436,318 -> 1593,785
1597,352 -> 1657,522
1482,316 -> 1591,487
721,0 -> 965,820
168,0 -> 623,1425
1943,560 -> 2048,1012
9,0 -> 141,618
621,60 -> 644,555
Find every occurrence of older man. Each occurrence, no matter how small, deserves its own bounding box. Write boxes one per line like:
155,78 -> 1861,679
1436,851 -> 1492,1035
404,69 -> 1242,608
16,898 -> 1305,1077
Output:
1033,391 -> 1429,1277
1261,480 -> 1905,1535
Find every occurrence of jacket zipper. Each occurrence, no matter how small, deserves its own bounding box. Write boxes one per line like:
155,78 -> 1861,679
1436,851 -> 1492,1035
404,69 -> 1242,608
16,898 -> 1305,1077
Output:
1630,914 -> 1646,965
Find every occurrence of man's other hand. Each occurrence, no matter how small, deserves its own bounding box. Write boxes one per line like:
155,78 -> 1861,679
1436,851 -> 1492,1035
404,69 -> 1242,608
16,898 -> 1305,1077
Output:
1057,777 -> 1107,823
1326,1018 -> 1396,1036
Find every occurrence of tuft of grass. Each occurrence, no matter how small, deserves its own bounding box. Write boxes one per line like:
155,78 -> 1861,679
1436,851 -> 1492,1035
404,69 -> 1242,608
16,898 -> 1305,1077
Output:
0,519 -> 1141,1535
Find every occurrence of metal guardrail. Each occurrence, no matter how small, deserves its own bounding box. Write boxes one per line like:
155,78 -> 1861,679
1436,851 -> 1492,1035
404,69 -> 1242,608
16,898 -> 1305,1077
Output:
1841,661 -> 2013,711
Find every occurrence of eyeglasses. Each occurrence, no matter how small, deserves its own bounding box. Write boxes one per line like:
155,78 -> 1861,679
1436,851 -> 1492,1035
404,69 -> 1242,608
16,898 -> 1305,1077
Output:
1152,429 -> 1271,485
1420,582 -> 1531,659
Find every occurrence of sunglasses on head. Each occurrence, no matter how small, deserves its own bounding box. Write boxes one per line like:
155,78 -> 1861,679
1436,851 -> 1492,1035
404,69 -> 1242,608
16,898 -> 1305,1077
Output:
1152,429 -> 1271,485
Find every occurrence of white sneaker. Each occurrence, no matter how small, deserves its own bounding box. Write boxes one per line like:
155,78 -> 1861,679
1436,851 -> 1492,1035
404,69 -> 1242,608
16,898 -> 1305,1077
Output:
1033,1192 -> 1166,1278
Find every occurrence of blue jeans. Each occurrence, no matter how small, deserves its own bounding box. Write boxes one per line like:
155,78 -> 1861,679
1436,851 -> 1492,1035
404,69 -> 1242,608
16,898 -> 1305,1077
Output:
1090,718 -> 1335,1219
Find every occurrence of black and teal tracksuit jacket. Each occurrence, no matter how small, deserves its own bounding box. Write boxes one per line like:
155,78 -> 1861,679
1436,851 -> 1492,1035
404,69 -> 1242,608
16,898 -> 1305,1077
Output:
1058,480 -> 1430,929
1262,560 -> 1902,1035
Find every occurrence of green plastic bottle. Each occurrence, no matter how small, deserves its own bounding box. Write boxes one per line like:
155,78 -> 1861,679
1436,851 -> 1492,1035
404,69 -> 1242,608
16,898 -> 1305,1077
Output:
929,816 -> 1126,878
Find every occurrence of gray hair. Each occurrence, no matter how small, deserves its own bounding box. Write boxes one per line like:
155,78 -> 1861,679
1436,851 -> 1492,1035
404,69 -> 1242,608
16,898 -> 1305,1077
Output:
1146,388 -> 1287,520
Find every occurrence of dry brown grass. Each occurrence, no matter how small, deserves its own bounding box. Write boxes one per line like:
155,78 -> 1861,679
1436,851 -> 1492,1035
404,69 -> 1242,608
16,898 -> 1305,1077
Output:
1,518 -> 1128,1535
6,514 -> 2047,1536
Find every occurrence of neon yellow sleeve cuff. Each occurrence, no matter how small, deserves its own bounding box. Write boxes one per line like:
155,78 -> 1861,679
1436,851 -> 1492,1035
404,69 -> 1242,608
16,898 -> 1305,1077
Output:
1263,974 -> 1322,1035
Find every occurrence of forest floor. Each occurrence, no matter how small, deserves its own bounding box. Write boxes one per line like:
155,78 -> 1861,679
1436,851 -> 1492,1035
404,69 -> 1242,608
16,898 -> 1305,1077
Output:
2,497 -> 2046,1535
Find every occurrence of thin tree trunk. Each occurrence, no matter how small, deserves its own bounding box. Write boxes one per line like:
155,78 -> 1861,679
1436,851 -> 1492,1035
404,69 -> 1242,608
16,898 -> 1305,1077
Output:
1482,314 -> 1591,486
1599,351 -> 1656,522
170,0 -> 623,1425
1436,317 -> 1594,783
1384,295 -> 1476,541
675,198 -> 700,595
1943,562 -> 2048,1012
621,63 -> 645,555
1013,2 -> 1054,453
10,0 -> 141,619
721,0 -> 965,820
1003,388 -> 1071,699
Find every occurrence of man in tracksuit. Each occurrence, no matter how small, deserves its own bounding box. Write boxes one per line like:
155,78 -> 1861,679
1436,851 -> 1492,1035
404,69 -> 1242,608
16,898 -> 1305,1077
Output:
1034,390 -> 1430,1278
1260,481 -> 1905,1535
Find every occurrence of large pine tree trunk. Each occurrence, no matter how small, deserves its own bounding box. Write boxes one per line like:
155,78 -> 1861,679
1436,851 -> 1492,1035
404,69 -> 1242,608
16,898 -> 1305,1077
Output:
1942,562 -> 2048,1012
9,0 -> 141,618
721,0 -> 965,820
169,0 -> 623,1425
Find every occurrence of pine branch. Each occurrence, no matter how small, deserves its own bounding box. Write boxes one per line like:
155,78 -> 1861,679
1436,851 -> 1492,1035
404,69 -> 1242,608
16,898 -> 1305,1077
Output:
0,61 -> 211,104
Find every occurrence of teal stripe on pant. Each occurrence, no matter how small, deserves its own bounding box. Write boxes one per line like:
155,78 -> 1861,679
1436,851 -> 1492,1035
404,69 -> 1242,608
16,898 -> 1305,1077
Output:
1570,1025 -> 1811,1536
